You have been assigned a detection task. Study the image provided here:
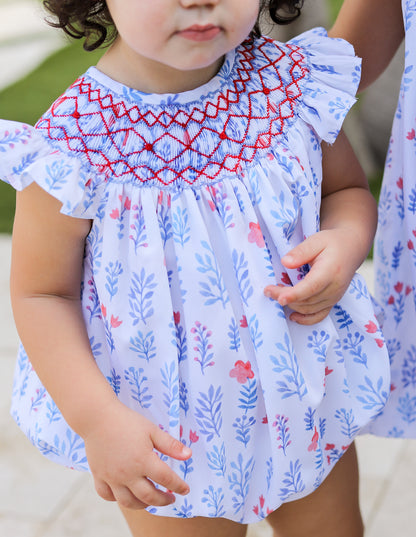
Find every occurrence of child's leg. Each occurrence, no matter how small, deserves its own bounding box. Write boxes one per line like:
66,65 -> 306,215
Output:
266,442 -> 363,537
120,507 -> 248,537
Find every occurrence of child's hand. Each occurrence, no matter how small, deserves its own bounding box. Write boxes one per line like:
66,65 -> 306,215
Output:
264,229 -> 359,325
83,401 -> 191,510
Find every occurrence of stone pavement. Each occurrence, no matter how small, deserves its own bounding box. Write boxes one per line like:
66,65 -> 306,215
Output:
1,1 -> 416,536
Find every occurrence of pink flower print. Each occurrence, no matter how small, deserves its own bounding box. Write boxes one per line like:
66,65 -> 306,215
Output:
158,191 -> 163,205
229,360 -> 255,384
101,304 -> 107,318
262,416 -> 268,424
365,320 -> 378,334
267,152 -> 275,161
387,295 -> 395,305
208,200 -> 216,211
394,282 -> 403,293
375,339 -> 385,348
240,315 -> 248,328
308,426 -> 319,452
407,129 -> 415,140
397,177 -> 404,189
408,240 -> 414,250
325,443 -> 335,451
253,505 -> 259,516
281,272 -> 291,285
173,311 -> 181,325
110,315 -> 122,328
189,430 -> 199,444
325,366 -> 333,376
180,425 -> 184,439
406,285 -> 412,296
124,197 -> 131,210
110,208 -> 120,219
248,222 -> 265,248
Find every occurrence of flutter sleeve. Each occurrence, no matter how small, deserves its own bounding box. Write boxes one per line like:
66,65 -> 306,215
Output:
289,27 -> 361,143
0,120 -> 105,218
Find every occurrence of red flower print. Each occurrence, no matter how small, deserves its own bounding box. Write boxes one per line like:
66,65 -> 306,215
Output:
208,200 -> 216,211
240,315 -> 248,328
394,282 -> 403,293
397,177 -> 404,189
375,338 -> 384,348
180,425 -> 183,439
259,495 -> 265,508
413,229 -> 416,238
281,272 -> 291,285
262,416 -> 268,424
406,286 -> 412,296
253,505 -> 259,515
229,360 -> 255,384
408,240 -> 414,250
110,315 -> 122,328
173,311 -> 181,325
124,197 -> 131,210
158,191 -> 163,205
387,295 -> 395,305
248,222 -> 265,248
189,430 -> 199,444
407,129 -> 415,140
325,367 -> 333,376
365,320 -> 378,334
325,443 -> 335,451
391,383 -> 396,392
101,304 -> 107,318
110,208 -> 120,219
308,427 -> 319,452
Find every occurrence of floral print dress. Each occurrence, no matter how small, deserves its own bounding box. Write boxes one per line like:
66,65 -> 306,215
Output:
367,0 -> 416,437
0,29 -> 390,522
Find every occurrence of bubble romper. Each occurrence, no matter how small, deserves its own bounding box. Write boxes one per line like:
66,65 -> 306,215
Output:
0,29 -> 390,523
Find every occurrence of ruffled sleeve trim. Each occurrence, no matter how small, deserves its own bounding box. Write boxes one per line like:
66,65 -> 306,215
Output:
0,120 -> 105,219
289,27 -> 361,144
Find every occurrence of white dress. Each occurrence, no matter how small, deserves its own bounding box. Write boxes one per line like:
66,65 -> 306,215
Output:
0,29 -> 390,522
367,0 -> 416,438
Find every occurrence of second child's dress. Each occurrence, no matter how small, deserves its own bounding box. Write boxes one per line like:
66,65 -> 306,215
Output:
365,0 -> 416,438
0,29 -> 390,522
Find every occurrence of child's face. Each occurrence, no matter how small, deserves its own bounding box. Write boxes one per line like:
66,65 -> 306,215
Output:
101,0 -> 260,93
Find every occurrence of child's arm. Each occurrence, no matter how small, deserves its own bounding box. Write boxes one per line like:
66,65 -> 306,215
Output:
264,130 -> 376,325
11,183 -> 191,509
329,0 -> 404,91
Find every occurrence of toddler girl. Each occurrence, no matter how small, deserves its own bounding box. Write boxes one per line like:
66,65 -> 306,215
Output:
1,0 -> 389,536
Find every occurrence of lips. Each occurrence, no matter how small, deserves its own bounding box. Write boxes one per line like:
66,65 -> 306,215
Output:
179,24 -> 221,42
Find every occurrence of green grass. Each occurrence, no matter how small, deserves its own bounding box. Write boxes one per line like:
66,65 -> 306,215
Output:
0,40 -> 103,233
0,40 -> 102,125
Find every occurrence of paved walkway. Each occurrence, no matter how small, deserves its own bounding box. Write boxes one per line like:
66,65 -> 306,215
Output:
1,1 -> 416,536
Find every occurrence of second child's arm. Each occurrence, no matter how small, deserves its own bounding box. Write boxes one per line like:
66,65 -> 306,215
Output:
11,183 -> 191,509
264,130 -> 376,324
329,0 -> 404,91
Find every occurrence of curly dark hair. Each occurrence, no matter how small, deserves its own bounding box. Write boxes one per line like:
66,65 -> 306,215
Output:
43,0 -> 303,52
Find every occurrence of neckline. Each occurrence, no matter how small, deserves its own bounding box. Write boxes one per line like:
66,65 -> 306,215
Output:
86,47 -> 236,107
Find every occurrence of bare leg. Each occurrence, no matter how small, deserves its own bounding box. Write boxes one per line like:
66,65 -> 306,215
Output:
120,507 -> 248,537
266,442 -> 363,537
